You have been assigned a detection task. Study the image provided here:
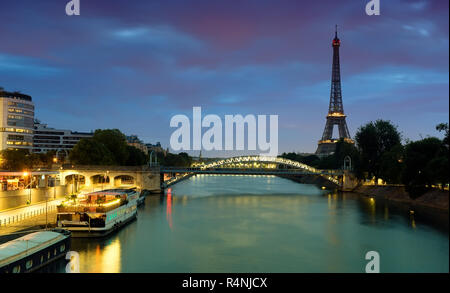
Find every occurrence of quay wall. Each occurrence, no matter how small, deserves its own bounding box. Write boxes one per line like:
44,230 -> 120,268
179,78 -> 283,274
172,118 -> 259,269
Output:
353,185 -> 449,212
0,185 -> 70,211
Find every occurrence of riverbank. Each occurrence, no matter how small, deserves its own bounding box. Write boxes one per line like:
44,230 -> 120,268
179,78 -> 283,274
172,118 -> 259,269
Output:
352,185 -> 449,212
352,185 -> 448,230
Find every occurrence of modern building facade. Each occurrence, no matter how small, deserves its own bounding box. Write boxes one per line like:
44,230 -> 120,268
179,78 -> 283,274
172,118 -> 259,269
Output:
316,27 -> 354,157
0,90 -> 35,151
32,121 -> 93,155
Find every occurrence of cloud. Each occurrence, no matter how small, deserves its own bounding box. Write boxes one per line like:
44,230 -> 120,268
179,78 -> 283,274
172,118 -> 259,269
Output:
0,54 -> 62,76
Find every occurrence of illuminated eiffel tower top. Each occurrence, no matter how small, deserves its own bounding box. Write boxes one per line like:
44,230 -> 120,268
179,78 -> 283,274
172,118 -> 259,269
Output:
329,25 -> 345,114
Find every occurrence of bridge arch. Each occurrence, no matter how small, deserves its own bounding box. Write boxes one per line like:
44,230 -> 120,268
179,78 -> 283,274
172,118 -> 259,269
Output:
113,175 -> 135,187
64,174 -> 86,184
199,156 -> 319,173
90,174 -> 110,185
162,156 -> 340,187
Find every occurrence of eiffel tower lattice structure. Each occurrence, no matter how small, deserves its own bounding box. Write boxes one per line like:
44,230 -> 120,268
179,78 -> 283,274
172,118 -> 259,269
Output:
316,26 -> 354,157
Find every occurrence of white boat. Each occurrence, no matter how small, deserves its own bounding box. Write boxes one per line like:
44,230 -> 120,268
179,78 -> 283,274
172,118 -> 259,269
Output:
56,188 -> 138,237
0,229 -> 71,273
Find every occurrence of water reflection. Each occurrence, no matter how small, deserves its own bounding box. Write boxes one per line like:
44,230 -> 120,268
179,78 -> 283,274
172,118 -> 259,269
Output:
166,188 -> 173,230
47,175 -> 448,273
72,237 -> 122,273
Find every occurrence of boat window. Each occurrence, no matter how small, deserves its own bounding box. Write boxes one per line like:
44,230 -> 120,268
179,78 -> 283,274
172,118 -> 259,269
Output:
41,255 -> 44,263
54,248 -> 57,256
26,260 -> 33,269
60,244 -> 66,252
48,251 -> 51,259
12,265 -> 21,273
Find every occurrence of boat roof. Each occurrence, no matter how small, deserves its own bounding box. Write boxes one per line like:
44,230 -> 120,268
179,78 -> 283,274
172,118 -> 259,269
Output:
0,231 -> 64,262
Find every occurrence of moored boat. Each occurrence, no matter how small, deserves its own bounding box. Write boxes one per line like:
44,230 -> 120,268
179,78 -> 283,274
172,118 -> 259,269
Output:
56,188 -> 138,237
0,229 -> 71,273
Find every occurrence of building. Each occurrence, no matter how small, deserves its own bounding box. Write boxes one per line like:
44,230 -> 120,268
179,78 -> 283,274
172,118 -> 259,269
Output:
126,135 -> 148,155
32,121 -> 93,156
316,26 -> 354,157
146,142 -> 166,155
0,89 -> 35,151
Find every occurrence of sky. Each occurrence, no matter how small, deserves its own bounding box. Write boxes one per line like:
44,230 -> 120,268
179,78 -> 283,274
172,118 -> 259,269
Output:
0,0 -> 448,157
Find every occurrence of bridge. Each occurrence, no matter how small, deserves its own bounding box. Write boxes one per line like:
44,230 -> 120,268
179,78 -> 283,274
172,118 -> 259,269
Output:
59,165 -> 161,194
160,156 -> 356,190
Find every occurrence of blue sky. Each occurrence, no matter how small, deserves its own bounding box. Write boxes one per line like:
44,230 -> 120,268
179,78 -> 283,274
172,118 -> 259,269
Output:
0,0 -> 448,156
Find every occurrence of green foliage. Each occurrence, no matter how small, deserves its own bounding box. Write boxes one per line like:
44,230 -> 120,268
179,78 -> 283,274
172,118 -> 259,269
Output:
402,137 -> 448,198
125,145 -> 149,166
1,149 -> 56,171
355,120 -> 401,182
379,144 -> 404,184
436,123 -> 449,149
92,129 -> 129,165
158,152 -> 192,167
69,138 -> 115,165
69,129 -> 148,166
280,140 -> 360,172
279,152 -> 321,168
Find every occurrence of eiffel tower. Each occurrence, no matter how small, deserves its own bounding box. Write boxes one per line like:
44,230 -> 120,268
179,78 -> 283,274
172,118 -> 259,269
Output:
316,26 -> 354,156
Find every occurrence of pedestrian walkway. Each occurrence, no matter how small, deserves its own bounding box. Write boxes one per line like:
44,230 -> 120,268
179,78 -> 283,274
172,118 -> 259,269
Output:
0,199 -> 62,230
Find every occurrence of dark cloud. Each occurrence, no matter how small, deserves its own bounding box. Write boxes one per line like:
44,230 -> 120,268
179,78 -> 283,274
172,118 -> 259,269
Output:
0,0 -> 448,154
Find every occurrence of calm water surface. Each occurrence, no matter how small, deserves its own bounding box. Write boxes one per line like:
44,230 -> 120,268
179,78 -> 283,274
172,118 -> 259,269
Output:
51,175 -> 448,273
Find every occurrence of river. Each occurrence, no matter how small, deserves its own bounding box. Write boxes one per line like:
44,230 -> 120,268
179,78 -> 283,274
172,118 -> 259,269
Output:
47,175 -> 449,273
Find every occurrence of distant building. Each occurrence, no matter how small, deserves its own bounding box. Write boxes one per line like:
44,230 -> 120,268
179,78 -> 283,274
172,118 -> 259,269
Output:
32,121 -> 93,155
126,135 -> 148,155
146,142 -> 166,155
0,90 -> 35,151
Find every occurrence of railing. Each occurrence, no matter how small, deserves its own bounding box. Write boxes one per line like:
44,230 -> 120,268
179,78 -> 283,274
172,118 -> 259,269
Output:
0,199 -> 63,227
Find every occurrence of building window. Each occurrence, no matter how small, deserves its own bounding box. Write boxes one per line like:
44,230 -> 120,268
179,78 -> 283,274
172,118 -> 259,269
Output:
12,265 -> 21,273
26,260 -> 33,269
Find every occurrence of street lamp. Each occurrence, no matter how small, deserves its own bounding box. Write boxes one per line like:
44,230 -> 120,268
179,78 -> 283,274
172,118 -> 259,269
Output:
23,171 -> 31,205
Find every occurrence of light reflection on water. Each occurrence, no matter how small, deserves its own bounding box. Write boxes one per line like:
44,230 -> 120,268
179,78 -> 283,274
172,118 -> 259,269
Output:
52,175 -> 447,273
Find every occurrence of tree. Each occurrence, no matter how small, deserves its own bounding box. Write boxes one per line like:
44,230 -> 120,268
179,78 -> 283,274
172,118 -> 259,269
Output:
379,144 -> 404,184
125,145 -> 148,166
69,138 -> 115,165
159,152 -> 192,167
1,149 -> 29,171
92,129 -> 129,165
355,120 -> 401,183
279,152 -> 321,168
0,149 -> 56,170
402,137 -> 445,198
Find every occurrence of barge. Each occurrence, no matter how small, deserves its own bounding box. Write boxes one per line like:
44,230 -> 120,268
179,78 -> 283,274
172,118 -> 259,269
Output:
57,188 -> 138,237
0,229 -> 71,273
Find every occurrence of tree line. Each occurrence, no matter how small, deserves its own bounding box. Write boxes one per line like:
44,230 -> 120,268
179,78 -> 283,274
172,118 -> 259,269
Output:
0,128 -> 194,170
280,120 -> 449,198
